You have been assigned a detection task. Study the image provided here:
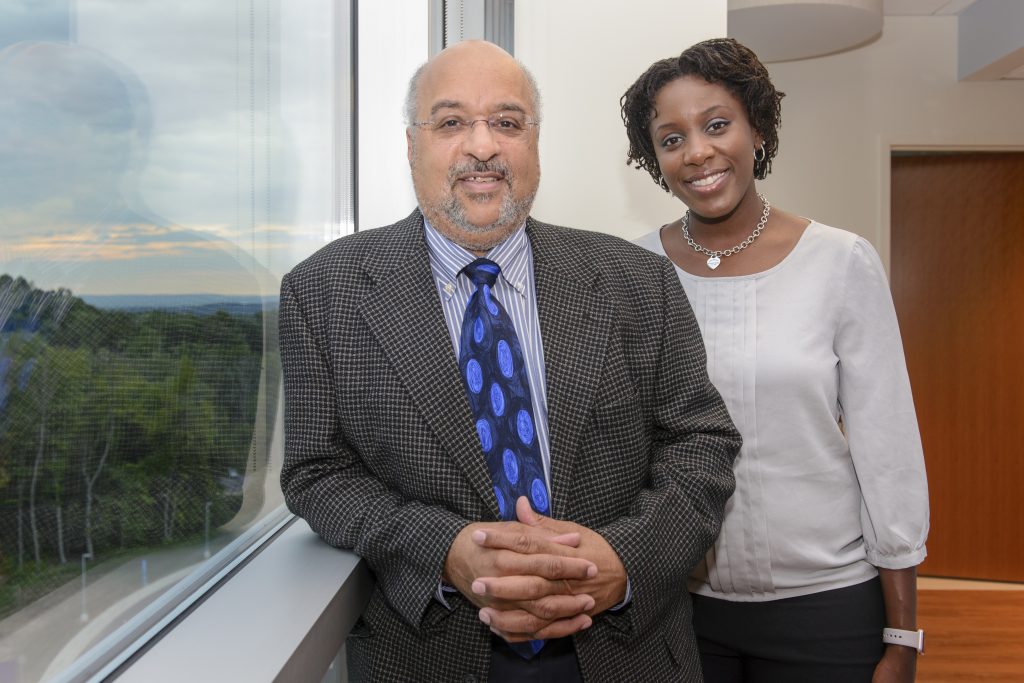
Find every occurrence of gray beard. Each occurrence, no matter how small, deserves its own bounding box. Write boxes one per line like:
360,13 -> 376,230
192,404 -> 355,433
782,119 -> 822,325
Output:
413,158 -> 536,252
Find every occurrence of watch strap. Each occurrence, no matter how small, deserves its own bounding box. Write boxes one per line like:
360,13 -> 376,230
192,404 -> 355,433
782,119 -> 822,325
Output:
882,627 -> 925,654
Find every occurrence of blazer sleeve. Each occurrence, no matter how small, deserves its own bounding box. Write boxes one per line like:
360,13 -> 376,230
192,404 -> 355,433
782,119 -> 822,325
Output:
278,272 -> 467,630
597,257 -> 741,635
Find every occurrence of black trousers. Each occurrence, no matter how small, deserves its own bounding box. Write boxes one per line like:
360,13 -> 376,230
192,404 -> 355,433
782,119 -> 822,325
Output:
488,636 -> 583,683
693,576 -> 886,683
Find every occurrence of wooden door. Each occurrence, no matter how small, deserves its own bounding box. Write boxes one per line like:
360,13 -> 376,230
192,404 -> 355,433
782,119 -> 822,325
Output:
891,152 -> 1024,582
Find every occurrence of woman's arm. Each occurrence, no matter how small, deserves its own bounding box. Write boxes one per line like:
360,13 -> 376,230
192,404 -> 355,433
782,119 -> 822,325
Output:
873,566 -> 919,682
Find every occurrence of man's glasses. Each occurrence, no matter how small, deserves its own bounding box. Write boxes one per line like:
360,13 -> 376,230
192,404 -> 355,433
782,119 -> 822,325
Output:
411,112 -> 539,141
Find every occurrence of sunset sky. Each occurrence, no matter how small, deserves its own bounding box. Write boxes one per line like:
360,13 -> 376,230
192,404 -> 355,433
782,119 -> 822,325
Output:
0,0 -> 341,297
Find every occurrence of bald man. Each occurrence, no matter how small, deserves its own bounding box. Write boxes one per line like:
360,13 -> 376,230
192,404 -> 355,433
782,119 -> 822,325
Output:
280,41 -> 740,682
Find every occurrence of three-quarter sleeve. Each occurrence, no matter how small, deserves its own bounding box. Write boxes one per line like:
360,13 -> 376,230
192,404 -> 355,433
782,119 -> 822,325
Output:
835,237 -> 929,569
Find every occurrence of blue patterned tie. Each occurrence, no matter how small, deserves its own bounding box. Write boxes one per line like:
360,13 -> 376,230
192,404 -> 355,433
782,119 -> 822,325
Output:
459,257 -> 548,658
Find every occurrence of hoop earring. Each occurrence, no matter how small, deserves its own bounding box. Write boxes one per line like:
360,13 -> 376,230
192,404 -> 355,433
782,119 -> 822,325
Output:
754,143 -> 766,163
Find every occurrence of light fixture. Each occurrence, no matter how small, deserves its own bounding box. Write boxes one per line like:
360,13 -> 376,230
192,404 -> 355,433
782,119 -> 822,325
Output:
728,0 -> 884,62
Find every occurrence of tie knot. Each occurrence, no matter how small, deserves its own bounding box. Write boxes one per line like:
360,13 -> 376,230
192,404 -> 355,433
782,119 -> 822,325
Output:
463,258 -> 500,289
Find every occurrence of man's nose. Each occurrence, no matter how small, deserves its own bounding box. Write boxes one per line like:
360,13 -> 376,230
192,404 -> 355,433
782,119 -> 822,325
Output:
460,120 -> 501,160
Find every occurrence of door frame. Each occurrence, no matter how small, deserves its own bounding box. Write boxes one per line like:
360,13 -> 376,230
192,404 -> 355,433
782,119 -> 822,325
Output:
876,138 -> 1024,275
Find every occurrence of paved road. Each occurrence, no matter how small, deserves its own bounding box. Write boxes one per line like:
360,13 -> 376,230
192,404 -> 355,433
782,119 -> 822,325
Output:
0,536 -> 233,683
1,395 -> 287,682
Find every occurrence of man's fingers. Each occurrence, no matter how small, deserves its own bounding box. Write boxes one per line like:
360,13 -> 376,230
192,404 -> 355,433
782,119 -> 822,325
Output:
549,532 -> 581,547
481,607 -> 593,642
515,495 -> 543,526
472,575 -> 562,601
473,575 -> 580,600
531,612 -> 593,640
513,496 -> 580,546
473,527 -> 585,557
485,550 -> 595,580
471,525 -> 595,577
478,590 -> 594,621
522,593 -> 595,621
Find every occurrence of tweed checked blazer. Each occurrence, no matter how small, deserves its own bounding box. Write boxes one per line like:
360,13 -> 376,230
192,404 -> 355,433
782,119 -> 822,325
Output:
279,210 -> 741,682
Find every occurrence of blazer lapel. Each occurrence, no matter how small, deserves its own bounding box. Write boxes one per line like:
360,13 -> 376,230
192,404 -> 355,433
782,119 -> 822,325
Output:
528,220 -> 613,519
357,213 -> 499,516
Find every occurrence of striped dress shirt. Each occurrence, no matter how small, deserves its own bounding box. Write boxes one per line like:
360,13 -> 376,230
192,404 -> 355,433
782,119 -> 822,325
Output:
422,217 -> 554,495
424,216 -> 631,610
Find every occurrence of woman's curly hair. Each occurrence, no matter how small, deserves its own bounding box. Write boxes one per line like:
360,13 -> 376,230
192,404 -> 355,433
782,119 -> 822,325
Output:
621,38 -> 785,191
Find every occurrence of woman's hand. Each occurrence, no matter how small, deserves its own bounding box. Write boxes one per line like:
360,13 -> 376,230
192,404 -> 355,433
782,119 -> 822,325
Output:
872,645 -> 917,682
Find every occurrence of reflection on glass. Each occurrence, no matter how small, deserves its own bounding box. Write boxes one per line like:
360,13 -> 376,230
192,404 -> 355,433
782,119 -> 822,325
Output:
0,1 -> 344,680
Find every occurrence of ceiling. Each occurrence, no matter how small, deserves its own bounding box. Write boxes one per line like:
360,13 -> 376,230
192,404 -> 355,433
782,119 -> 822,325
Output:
882,0 -> 976,15
729,0 -> 1024,79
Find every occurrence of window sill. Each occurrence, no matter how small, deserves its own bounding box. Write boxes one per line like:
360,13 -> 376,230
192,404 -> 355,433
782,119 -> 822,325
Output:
114,517 -> 371,683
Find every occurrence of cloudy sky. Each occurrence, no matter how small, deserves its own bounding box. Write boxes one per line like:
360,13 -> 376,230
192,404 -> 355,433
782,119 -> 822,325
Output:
0,0 -> 342,296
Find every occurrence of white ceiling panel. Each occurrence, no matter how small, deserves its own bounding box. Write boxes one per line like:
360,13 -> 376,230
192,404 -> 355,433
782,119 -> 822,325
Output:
883,0 -> 977,15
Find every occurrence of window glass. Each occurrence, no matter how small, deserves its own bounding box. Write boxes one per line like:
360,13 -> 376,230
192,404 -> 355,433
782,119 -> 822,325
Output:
0,1 -> 350,680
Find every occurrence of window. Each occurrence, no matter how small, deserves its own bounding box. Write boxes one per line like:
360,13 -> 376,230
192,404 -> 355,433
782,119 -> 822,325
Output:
0,2 -> 352,680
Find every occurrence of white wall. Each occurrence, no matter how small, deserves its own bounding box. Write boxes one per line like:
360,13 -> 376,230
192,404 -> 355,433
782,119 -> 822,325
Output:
355,8 -> 1024,263
356,0 -> 427,230
760,16 -> 1024,268
355,1 -> 727,237
356,0 -> 724,239
515,1 -> 727,239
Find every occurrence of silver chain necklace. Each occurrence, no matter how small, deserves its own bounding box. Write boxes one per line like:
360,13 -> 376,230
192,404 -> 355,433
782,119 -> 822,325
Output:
681,193 -> 771,270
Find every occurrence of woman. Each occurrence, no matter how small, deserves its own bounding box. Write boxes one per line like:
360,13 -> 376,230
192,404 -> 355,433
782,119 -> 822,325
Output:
622,39 -> 929,682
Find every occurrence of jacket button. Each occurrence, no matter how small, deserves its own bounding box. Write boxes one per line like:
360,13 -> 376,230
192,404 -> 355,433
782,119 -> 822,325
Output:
462,676 -> 477,683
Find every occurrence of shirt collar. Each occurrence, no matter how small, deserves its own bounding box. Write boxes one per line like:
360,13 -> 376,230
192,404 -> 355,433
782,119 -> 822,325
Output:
422,214 -> 530,297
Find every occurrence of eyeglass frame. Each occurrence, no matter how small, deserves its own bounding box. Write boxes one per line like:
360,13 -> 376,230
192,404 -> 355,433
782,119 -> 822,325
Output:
409,112 -> 540,141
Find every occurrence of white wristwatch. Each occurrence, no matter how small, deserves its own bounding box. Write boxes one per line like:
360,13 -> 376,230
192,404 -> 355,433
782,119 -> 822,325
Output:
882,627 -> 925,654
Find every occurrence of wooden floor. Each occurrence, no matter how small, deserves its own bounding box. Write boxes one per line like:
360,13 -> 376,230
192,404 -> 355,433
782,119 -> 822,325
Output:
918,589 -> 1024,681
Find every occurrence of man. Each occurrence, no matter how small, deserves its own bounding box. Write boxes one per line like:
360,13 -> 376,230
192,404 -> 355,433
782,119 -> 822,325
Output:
280,40 -> 740,682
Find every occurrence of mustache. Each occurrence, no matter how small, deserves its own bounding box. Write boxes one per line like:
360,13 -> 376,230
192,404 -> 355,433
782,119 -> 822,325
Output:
448,160 -> 513,180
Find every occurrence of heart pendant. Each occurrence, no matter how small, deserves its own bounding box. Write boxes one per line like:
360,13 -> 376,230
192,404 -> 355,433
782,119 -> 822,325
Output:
706,256 -> 721,270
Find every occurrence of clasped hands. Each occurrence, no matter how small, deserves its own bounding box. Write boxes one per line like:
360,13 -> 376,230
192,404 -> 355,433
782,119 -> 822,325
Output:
443,496 -> 627,643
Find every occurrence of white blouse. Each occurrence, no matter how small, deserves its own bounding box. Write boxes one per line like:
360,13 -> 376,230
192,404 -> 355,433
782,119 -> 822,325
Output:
635,221 -> 929,602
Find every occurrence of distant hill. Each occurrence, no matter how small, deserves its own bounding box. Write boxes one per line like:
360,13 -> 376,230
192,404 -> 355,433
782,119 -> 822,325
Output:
80,294 -> 279,314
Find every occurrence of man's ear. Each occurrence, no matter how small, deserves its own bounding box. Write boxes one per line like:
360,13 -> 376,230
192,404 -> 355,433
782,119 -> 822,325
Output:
406,128 -> 413,163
